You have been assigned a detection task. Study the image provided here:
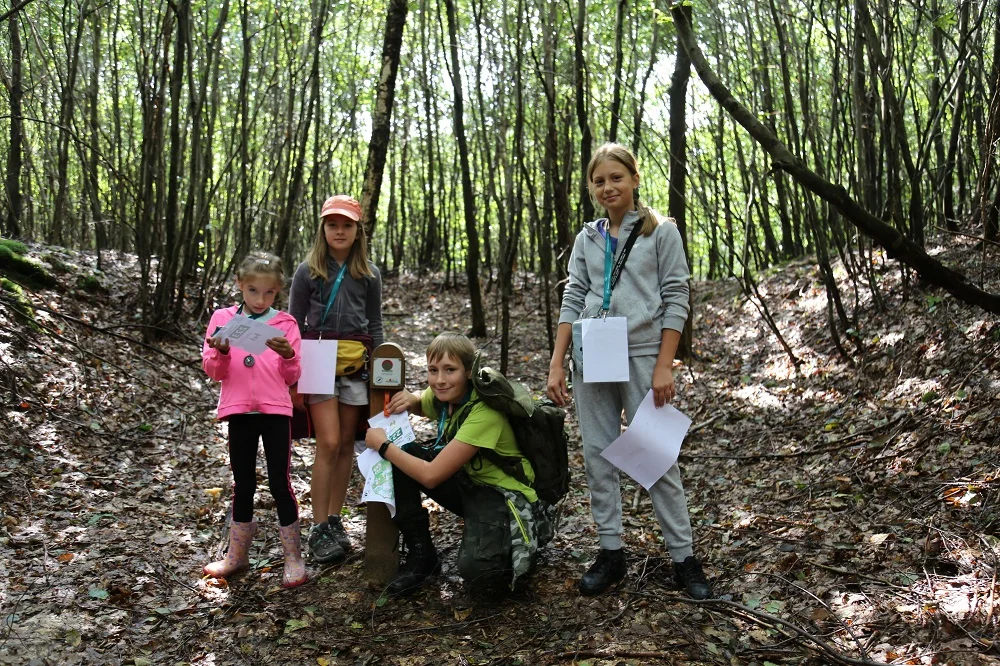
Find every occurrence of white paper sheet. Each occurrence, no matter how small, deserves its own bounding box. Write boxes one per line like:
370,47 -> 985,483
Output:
367,410 -> 416,447
212,315 -> 285,355
357,448 -> 396,517
599,389 -> 691,490
298,339 -> 338,394
582,316 -> 630,382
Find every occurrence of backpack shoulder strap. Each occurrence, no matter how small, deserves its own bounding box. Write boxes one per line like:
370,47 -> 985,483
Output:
477,445 -> 531,487
439,397 -> 478,443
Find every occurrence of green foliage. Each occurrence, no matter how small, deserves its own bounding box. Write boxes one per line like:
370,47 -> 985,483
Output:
0,245 -> 58,289
1,277 -> 38,328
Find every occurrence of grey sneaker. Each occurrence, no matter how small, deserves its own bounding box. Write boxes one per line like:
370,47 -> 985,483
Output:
327,515 -> 353,553
308,522 -> 345,563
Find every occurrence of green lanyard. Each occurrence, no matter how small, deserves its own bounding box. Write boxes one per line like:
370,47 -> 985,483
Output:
320,263 -> 348,326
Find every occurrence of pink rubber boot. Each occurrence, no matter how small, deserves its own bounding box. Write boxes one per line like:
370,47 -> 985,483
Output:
204,520 -> 257,579
279,520 -> 308,589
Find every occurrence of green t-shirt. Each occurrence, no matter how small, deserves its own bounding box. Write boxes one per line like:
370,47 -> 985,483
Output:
421,387 -> 537,503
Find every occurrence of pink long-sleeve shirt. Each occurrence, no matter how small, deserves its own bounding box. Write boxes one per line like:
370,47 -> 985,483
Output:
202,306 -> 302,419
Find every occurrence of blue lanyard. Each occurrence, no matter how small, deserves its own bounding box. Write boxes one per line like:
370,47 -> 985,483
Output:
433,391 -> 472,450
434,409 -> 449,450
320,263 -> 348,326
602,224 -> 614,312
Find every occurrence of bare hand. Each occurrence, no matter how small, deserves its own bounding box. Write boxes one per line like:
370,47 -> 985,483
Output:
365,427 -> 388,450
207,336 -> 230,354
546,366 -> 570,407
385,389 -> 417,415
651,364 -> 675,408
265,336 -> 295,359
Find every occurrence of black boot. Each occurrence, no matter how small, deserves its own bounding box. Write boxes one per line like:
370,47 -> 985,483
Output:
387,534 -> 441,597
579,548 -> 627,596
673,555 -> 712,600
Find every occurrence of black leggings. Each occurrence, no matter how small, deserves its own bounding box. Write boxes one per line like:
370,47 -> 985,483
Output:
228,414 -> 298,526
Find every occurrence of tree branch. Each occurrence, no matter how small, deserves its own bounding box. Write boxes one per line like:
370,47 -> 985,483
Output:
669,5 -> 1000,315
0,0 -> 36,24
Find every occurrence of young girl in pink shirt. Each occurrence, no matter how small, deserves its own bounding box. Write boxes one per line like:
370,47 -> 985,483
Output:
202,251 -> 307,588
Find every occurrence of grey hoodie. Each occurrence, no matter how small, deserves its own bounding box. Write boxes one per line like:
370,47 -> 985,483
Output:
558,209 -> 690,357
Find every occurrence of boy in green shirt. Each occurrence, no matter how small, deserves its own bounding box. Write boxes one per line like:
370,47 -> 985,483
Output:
365,334 -> 543,596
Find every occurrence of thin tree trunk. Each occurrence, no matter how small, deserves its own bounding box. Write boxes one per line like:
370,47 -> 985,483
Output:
275,0 -> 329,261
361,0 -> 408,236
87,9 -> 104,269
53,0 -> 91,246
669,4 -> 693,360
574,0 -> 594,223
632,10 -> 660,156
608,0 -> 626,143
443,0 -> 486,336
417,0 -> 439,269
5,11 -> 24,237
154,0 -> 190,324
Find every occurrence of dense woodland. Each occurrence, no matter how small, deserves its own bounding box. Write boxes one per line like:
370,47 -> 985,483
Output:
3,1 -> 1000,664
4,0 -> 1000,356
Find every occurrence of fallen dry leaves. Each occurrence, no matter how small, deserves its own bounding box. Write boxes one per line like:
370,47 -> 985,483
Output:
1,241 -> 998,665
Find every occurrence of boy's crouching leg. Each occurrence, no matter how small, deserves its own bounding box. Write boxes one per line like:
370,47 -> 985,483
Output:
457,485 -> 513,592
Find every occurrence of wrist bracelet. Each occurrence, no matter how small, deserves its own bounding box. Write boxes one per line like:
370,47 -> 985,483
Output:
378,440 -> 391,458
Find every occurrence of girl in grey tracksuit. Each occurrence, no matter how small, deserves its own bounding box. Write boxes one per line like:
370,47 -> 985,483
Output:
547,142 -> 712,599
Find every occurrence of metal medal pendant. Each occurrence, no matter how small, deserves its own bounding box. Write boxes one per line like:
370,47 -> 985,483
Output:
244,354 -> 255,368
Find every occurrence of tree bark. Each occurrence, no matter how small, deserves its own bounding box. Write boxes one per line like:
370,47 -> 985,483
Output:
52,0 -> 91,246
608,0 -> 626,143
574,0 -> 594,223
361,0 -> 408,237
5,11 -> 24,237
275,0 -> 328,261
443,0 -> 486,337
668,3 -> 692,359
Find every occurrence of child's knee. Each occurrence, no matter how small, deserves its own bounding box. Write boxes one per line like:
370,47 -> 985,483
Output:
315,435 -> 342,458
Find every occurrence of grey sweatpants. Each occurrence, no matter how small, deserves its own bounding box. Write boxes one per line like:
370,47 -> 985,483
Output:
572,353 -> 695,562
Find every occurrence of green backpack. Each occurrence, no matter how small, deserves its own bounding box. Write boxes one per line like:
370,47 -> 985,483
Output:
451,353 -> 570,506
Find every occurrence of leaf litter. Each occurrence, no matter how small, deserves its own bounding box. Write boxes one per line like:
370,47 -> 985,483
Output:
0,241 -> 998,665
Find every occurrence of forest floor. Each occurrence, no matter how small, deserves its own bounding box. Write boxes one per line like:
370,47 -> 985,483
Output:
1,239 -> 999,666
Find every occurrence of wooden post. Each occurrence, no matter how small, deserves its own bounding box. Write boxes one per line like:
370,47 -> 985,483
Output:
365,343 -> 405,584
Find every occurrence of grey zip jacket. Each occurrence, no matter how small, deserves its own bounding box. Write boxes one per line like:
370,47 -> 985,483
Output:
288,257 -> 384,346
558,209 -> 690,357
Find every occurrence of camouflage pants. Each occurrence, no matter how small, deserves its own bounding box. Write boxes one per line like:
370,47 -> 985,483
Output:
397,443 -> 553,590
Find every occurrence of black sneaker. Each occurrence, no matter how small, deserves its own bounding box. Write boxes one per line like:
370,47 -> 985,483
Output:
326,515 -> 353,553
578,548 -> 627,596
308,522 -> 345,563
674,555 -> 712,599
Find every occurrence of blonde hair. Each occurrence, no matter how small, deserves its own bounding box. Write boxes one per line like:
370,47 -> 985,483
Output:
586,142 -> 660,237
426,333 -> 477,373
305,214 -> 375,282
236,250 -> 285,286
